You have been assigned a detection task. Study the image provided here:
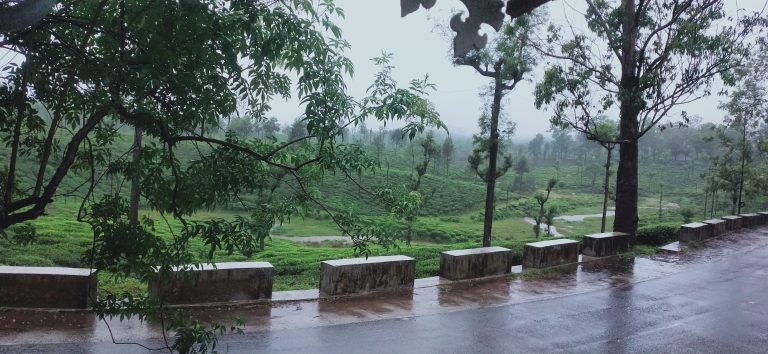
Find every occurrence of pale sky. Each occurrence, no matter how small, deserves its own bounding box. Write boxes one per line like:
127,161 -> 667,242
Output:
1,1 -> 763,141
270,0 -> 768,141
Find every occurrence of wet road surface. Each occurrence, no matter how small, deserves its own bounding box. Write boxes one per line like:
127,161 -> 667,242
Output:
2,230 -> 768,353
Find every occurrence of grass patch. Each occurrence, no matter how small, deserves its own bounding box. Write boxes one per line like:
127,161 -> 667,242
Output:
99,274 -> 148,295
519,267 -> 562,281
621,244 -> 660,258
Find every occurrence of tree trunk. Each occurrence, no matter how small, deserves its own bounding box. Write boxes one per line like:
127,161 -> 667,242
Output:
482,76 -> 504,247
613,0 -> 640,237
4,59 -> 30,208
658,187 -> 663,221
737,123 -> 747,215
129,126 -> 142,227
601,146 -> 613,233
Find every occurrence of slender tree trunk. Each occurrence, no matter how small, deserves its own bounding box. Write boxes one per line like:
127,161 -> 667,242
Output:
601,146 -> 613,233
613,0 -> 640,237
4,59 -> 30,208
129,127 -> 142,227
658,186 -> 663,221
737,123 -> 747,215
703,190 -> 709,219
482,76 -> 504,247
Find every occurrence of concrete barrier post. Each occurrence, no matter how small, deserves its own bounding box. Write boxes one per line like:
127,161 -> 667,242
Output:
680,222 -> 710,243
582,232 -> 630,257
702,219 -> 727,238
0,266 -> 97,309
149,262 -> 273,304
320,255 -> 415,296
439,247 -> 512,280
721,216 -> 743,231
523,239 -> 579,268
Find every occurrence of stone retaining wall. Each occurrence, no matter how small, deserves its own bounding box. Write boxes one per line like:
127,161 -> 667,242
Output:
739,214 -> 760,228
149,262 -> 273,304
0,266 -> 96,309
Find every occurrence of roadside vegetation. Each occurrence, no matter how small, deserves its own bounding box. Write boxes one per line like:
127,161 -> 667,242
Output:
2,0 -> 766,352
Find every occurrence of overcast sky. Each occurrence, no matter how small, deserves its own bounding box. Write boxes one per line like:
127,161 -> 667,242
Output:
270,0 -> 767,141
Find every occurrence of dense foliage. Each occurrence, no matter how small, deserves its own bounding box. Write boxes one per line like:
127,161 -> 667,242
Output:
533,0 -> 764,236
0,0 -> 443,351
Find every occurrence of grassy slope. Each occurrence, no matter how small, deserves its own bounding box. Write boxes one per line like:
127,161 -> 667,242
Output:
1,136 -> 726,293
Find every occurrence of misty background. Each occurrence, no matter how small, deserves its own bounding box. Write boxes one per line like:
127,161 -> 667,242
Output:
269,0 -> 766,141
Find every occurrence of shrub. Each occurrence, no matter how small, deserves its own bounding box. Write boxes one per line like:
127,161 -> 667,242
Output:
438,216 -> 460,223
636,223 -> 679,246
679,208 -> 695,223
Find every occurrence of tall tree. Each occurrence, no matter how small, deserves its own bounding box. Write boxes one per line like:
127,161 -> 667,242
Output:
512,155 -> 533,194
458,14 -> 541,247
717,44 -> 768,214
287,118 -> 308,141
442,135 -> 454,175
527,133 -> 544,160
534,0 -> 761,236
259,116 -> 281,138
550,127 -> 572,161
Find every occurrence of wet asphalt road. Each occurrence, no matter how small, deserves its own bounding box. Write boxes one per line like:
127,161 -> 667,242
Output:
4,242 -> 768,354
222,245 -> 768,354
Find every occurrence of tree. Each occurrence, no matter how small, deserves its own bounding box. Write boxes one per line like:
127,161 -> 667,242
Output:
528,133 -> 544,160
717,46 -> 768,214
512,155 -> 533,194
592,119 -> 619,233
372,128 -> 386,159
550,127 -> 572,161
227,116 -> 256,139
534,0 -> 761,236
286,118 -> 308,141
457,14 -> 541,247
526,178 -> 557,238
259,116 -> 281,138
413,131 -> 439,191
442,135 -> 454,175
0,2 -> 443,351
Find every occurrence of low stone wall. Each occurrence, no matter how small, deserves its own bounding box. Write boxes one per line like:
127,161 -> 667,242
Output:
0,266 -> 96,309
523,239 -> 579,268
757,212 -> 768,226
721,216 -> 743,231
320,255 -> 415,296
149,262 -> 273,304
703,219 -> 727,238
582,232 -> 630,257
739,214 -> 761,228
439,247 -> 511,280
679,222 -> 710,243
